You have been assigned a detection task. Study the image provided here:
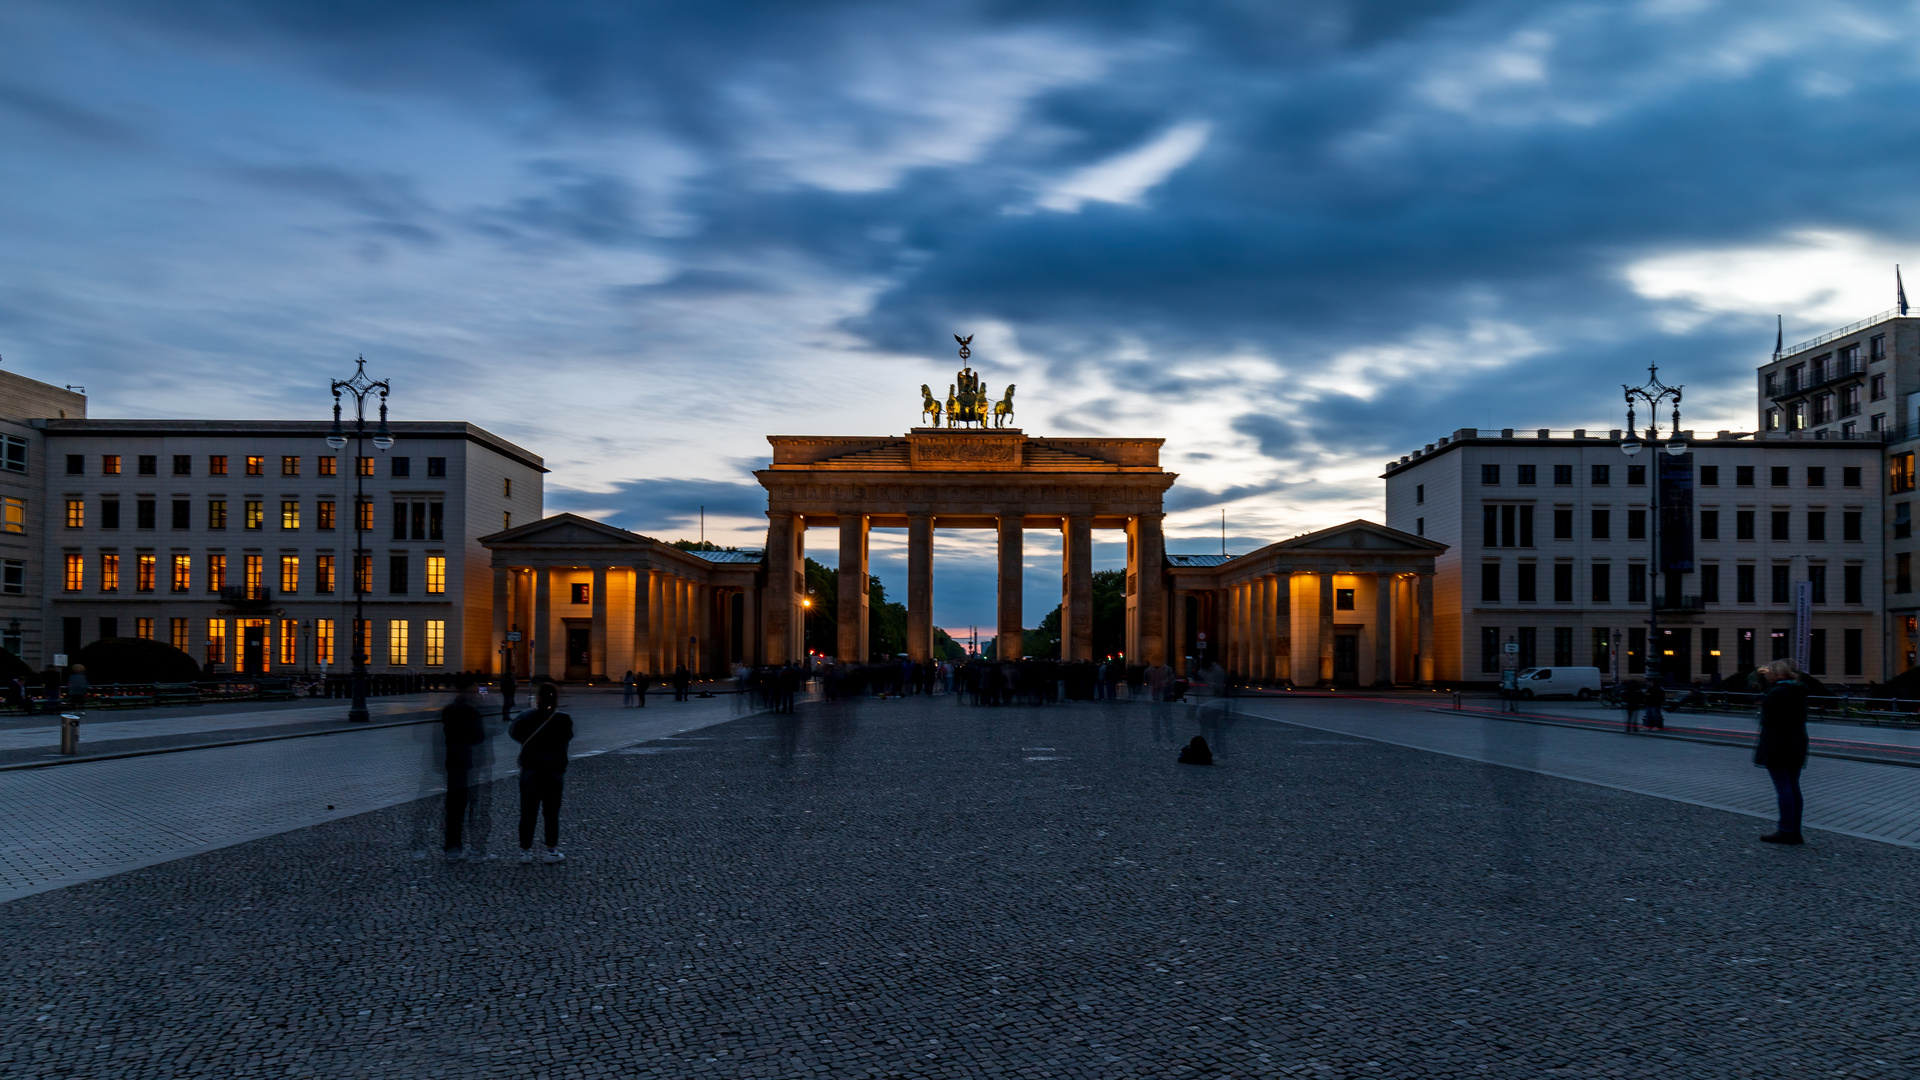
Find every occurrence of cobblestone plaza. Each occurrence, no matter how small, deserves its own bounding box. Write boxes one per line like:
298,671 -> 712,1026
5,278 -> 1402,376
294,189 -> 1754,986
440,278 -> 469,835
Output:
4,693 -> 1920,1078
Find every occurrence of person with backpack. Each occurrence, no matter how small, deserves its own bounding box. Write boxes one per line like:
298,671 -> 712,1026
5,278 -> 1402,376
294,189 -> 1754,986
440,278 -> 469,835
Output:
1755,659 -> 1810,845
509,681 -> 574,864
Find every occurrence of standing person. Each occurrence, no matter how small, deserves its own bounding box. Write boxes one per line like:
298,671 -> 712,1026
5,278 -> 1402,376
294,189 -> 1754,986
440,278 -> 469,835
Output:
500,671 -> 518,722
65,664 -> 88,709
673,663 -> 690,702
621,669 -> 636,708
1754,659 -> 1809,845
510,681 -> 574,864
635,669 -> 650,708
439,678 -> 487,861
1644,680 -> 1667,730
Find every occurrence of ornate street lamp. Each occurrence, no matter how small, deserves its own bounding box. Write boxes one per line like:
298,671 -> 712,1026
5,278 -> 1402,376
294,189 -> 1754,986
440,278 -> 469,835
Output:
328,356 -> 392,723
1622,364 -> 1684,691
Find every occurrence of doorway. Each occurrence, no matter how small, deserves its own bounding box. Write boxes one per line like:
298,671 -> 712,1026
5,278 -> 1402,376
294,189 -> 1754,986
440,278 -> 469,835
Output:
1333,633 -> 1359,686
565,626 -> 592,681
241,624 -> 266,674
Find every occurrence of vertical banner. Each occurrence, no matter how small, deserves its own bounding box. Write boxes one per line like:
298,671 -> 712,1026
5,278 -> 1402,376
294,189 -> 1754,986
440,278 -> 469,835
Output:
1794,580 -> 1813,671
1659,452 -> 1695,573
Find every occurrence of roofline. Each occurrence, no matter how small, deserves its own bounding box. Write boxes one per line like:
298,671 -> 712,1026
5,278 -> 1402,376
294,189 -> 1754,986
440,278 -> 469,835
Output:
1774,310 -> 1918,361
34,418 -> 546,473
1382,427 -> 1883,478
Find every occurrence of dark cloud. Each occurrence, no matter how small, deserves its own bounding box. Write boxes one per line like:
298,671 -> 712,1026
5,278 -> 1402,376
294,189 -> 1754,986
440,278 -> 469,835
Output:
545,477 -> 768,538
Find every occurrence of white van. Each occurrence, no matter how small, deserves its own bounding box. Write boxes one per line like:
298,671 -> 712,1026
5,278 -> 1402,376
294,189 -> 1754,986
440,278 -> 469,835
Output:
1513,666 -> 1603,699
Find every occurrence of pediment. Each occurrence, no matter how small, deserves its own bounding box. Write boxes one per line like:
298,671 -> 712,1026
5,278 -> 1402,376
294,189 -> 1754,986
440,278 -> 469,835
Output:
1270,519 -> 1445,553
480,512 -> 654,548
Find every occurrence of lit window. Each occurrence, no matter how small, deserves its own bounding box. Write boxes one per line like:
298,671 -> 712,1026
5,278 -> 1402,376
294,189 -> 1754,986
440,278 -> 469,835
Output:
135,617 -> 154,640
170,618 -> 189,651
171,554 -> 191,592
357,456 -> 375,477
207,554 -> 227,592
1,497 -> 21,534
355,555 -> 372,595
279,619 -> 299,665
388,620 -> 410,666
315,619 -> 335,665
136,554 -> 155,592
426,556 -> 446,595
503,511 -> 511,530
280,555 -> 299,594
281,500 -> 300,530
100,553 -> 119,592
317,500 -> 335,530
504,477 -> 512,498
317,554 -> 335,594
64,554 -> 83,591
206,619 -> 227,665
356,499 -> 373,532
102,454 -> 121,475
318,456 -> 337,477
425,620 -> 445,666
245,501 -> 263,530
66,499 -> 84,528
208,500 -> 227,530
281,456 -> 300,476
209,455 -> 227,475
245,554 -> 264,599
245,455 -> 264,476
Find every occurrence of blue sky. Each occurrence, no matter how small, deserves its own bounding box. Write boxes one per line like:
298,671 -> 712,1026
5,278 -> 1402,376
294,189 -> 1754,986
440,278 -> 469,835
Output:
5,0 -> 1919,631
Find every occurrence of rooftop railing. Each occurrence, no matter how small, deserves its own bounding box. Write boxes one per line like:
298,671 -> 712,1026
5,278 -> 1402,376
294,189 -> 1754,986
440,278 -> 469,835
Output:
1779,307 -> 1906,359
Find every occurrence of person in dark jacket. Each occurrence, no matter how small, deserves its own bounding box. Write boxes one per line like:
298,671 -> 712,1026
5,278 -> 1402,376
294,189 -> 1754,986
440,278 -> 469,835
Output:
1754,659 -> 1809,845
509,681 -> 575,863
438,679 -> 487,860
673,664 -> 690,702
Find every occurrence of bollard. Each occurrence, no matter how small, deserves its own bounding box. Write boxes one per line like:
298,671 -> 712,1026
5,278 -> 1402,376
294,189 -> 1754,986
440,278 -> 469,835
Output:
1452,691 -> 1462,710
59,713 -> 81,755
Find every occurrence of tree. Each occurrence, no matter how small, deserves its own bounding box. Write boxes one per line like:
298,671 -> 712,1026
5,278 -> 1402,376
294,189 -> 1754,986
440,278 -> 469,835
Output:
71,638 -> 202,683
1026,605 -> 1062,659
1092,568 -> 1128,659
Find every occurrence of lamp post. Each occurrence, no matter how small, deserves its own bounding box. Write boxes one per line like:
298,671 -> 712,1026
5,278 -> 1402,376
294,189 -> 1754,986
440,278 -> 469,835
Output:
1622,364 -> 1684,690
328,356 -> 392,723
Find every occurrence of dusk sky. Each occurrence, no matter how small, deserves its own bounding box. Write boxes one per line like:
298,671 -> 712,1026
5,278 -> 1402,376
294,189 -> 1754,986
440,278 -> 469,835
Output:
5,0 -> 1918,631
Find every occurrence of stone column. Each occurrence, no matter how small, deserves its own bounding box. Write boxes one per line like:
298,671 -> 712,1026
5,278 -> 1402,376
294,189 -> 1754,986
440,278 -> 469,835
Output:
1253,578 -> 1271,683
997,514 -> 1024,661
1373,572 -> 1394,687
589,565 -> 609,682
492,567 -> 510,676
1417,572 -> 1436,685
763,512 -> 798,665
1132,513 -> 1167,666
1170,588 -> 1188,675
674,578 -> 690,671
1275,572 -> 1293,684
907,513 -> 934,664
1318,571 -> 1336,685
1063,512 -> 1094,662
532,566 -> 552,680
1230,583 -> 1245,678
839,514 -> 870,663
738,582 -> 759,666
633,568 -> 653,675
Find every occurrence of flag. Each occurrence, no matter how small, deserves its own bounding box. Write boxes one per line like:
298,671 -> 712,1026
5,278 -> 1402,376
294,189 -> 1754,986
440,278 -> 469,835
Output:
1901,265 -> 1910,316
1773,314 -> 1782,359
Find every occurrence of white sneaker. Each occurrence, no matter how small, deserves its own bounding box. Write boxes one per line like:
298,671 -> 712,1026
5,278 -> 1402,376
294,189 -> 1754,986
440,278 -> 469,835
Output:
541,848 -> 566,864
443,847 -> 464,862
519,849 -> 535,864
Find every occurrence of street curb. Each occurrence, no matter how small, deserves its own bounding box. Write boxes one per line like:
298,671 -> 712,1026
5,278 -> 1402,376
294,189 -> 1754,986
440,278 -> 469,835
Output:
0,714 -> 439,771
1422,706 -> 1920,770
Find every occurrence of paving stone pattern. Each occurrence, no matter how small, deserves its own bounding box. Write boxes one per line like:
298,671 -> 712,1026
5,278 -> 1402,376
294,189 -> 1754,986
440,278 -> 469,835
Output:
4,697 -> 1918,1078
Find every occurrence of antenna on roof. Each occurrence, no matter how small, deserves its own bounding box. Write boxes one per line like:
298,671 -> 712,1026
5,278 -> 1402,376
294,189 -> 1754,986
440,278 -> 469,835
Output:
1772,315 -> 1783,360
1901,265 -> 1910,316
1221,509 -> 1226,557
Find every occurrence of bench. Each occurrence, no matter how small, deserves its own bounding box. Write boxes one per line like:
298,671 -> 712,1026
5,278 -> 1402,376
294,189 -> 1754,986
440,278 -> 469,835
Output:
255,678 -> 298,701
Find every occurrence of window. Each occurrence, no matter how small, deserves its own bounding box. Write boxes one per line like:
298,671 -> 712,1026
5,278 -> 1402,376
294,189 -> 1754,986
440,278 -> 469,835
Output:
244,554 -> 264,599
281,455 -> 300,476
428,457 -> 446,478
1894,453 -> 1917,493
425,555 -> 446,595
355,555 -> 372,595
208,500 -> 227,530
1700,465 -> 1719,486
316,619 -> 335,665
280,619 -> 300,666
1,560 -> 21,595
318,456 -> 337,477
207,554 -> 226,592
66,454 -> 84,475
1516,464 -> 1535,486
281,500 -> 300,530
280,555 -> 299,594
137,499 -> 155,529
317,500 -> 336,530
1335,588 -> 1355,610
1873,413 -> 1887,432
1628,563 -> 1646,604
1627,464 -> 1646,486
1415,484 -> 1424,504
572,582 -> 592,605
1592,627 -> 1613,671
1553,508 -> 1572,539
1553,626 -> 1573,667
1415,518 -> 1424,536
1902,553 -> 1913,594
357,456 -> 375,477
1591,464 -> 1610,486
1482,505 -> 1497,547
390,554 -> 409,594
65,499 -> 85,528
170,618 -> 188,651
356,499 -> 373,532
1591,562 -> 1611,603
1700,564 -> 1720,602
1843,466 -> 1861,488
428,502 -> 443,541
173,454 -> 191,476
1486,560 -> 1506,603
503,512 -> 511,530
209,455 -> 227,476
0,435 -> 24,473
245,455 -> 264,476
1627,627 -> 1645,674
391,457 -> 411,478
1737,627 -> 1756,669
1516,564 -> 1536,603
136,455 -> 156,476
1517,626 -> 1536,669
1591,509 -> 1610,539
1872,333 -> 1887,361
388,620 -> 410,666
1553,563 -> 1573,602
1,497 -> 22,535
1771,511 -> 1790,541
100,553 -> 119,592
1518,506 -> 1532,547
1845,510 -> 1863,542
1771,466 -> 1789,487
425,620 -> 446,666
1845,564 -> 1862,604
1700,510 -> 1719,540
64,553 -> 83,591
172,499 -> 190,530
1627,509 -> 1646,540
505,477 -> 514,498
244,501 -> 263,530
1482,464 -> 1500,485
392,501 -> 407,541
1736,465 -> 1754,487
1481,627 -> 1500,673
1807,466 -> 1826,487
101,454 -> 121,475
1766,408 -> 1781,431
1813,394 -> 1834,424
101,496 -> 121,527
1808,628 -> 1827,676
206,620 -> 227,666
1553,464 -> 1572,486
171,554 -> 190,592
1701,628 -> 1719,675
1809,564 -> 1827,604
317,554 -> 335,594
1846,628 -> 1864,676
1772,564 -> 1791,604
1807,510 -> 1826,541
1841,386 -> 1860,417
136,553 -> 155,592
1736,510 -> 1755,540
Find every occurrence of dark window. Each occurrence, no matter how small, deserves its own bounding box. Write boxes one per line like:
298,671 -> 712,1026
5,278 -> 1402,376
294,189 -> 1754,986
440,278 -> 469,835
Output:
1872,333 -> 1887,360
389,554 -> 409,594
0,436 -> 23,473
1843,466 -> 1862,487
1416,518 -> 1423,536
1591,509 -> 1610,539
1591,464 -> 1610,486
1771,564 -> 1791,604
1415,484 -> 1424,504
1335,588 -> 1355,610
1591,563 -> 1611,603
138,455 -> 157,476
66,454 -> 83,475
1517,564 -> 1537,602
172,455 -> 191,475
428,502 -> 443,541
1736,465 -> 1755,487
101,500 -> 120,530
1627,509 -> 1646,540
1846,628 -> 1864,676
1845,564 -> 1863,604
1483,505 -> 1498,547
208,455 -> 227,476
1844,510 -> 1863,542
1770,628 -> 1790,662
1807,466 -> 1826,487
1553,464 -> 1572,485
1808,628 -> 1827,676
136,499 -> 155,530
1517,627 -> 1536,669
1481,627 -> 1500,673
1553,626 -> 1574,667
1901,552 -> 1913,594
1771,466 -> 1790,487
1700,465 -> 1719,486
1737,564 -> 1756,603
393,502 -> 407,541
1809,564 -> 1826,604
1771,511 -> 1790,541
1502,505 -> 1516,547
391,457 -> 411,478
1481,464 -> 1500,485
1628,563 -> 1646,604
1516,465 -> 1536,486
1701,628 -> 1719,675
1628,626 -> 1646,674
1553,563 -> 1573,602
1700,564 -> 1720,603
1627,464 -> 1646,486
571,582 -> 591,605
1807,511 -> 1826,541
427,457 -> 446,478
1738,628 -> 1756,669
171,500 -> 189,530
411,501 -> 427,541
1518,505 -> 1533,547
1700,510 -> 1719,540
1553,508 -> 1573,539
1900,504 -> 1913,539
1592,627 -> 1613,670
1736,510 -> 1755,540
1481,562 -> 1500,603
